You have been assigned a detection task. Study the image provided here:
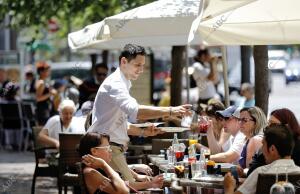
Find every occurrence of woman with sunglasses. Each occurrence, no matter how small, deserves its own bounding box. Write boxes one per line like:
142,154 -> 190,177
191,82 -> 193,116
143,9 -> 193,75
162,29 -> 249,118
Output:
238,106 -> 267,169
78,132 -> 129,194
247,108 -> 300,176
78,132 -> 164,194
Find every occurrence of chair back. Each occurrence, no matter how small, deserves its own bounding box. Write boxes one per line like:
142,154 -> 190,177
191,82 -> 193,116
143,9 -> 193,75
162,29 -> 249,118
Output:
32,126 -> 44,149
256,173 -> 300,194
59,133 -> 83,174
152,139 -> 189,154
32,126 -> 49,160
22,102 -> 37,127
0,102 -> 23,129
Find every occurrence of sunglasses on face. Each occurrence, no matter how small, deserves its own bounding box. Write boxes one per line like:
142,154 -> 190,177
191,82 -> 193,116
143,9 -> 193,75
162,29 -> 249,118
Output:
239,118 -> 255,123
96,73 -> 107,77
94,145 -> 112,152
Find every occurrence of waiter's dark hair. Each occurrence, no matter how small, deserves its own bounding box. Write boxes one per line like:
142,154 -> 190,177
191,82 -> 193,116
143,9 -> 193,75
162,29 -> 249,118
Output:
119,44 -> 145,63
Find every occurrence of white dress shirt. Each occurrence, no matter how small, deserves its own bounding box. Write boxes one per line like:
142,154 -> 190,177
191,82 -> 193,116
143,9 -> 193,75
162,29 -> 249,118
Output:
88,68 -> 139,146
238,159 -> 300,194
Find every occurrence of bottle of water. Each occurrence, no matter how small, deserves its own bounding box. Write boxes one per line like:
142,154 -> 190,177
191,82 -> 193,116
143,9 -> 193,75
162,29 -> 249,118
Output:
188,144 -> 197,163
199,148 -> 207,176
167,149 -> 175,166
171,133 -> 180,164
172,133 -> 179,152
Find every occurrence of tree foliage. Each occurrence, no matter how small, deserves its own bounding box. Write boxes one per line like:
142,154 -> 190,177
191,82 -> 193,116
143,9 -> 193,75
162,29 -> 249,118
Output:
0,0 -> 153,35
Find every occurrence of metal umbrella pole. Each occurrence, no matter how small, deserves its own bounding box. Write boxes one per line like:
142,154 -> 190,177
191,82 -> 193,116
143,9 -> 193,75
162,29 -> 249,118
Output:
221,46 -> 230,107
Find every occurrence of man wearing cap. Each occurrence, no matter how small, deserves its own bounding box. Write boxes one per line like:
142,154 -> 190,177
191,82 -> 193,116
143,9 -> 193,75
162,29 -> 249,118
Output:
209,106 -> 246,164
88,44 -> 191,190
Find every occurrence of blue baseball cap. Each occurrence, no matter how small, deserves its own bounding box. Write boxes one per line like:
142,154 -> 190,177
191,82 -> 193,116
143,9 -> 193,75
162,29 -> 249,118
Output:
216,106 -> 240,118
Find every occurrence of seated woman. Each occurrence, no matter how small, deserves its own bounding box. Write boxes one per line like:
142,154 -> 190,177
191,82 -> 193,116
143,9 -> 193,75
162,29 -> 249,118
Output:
79,132 -> 164,193
238,106 -> 267,170
78,132 -> 129,194
247,108 -> 300,176
195,100 -> 231,154
38,99 -> 85,148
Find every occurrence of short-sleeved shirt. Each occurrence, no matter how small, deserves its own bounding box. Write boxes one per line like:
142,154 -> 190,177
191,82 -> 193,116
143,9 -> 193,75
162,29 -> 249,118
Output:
222,131 -> 246,164
88,68 -> 139,146
44,115 -> 85,140
238,159 -> 300,194
192,61 -> 217,99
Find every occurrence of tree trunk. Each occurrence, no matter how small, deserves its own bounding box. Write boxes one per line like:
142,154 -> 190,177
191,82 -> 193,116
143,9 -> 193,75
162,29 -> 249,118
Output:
171,46 -> 185,106
253,45 -> 269,115
90,54 -> 97,75
102,50 -> 109,67
241,46 -> 251,84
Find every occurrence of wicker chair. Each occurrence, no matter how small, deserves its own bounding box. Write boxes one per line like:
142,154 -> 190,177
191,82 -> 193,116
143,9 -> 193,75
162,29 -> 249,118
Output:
58,133 -> 83,194
31,126 -> 59,194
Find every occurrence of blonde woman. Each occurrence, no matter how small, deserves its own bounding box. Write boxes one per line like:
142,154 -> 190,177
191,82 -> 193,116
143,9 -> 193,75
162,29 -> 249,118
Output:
238,106 -> 267,169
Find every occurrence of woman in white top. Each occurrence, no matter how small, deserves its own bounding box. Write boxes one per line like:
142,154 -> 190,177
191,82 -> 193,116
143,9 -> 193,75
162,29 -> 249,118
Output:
38,99 -> 85,148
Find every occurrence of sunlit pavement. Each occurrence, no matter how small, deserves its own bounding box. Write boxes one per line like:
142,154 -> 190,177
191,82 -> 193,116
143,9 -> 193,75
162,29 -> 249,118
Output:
269,73 -> 300,120
0,150 -> 60,194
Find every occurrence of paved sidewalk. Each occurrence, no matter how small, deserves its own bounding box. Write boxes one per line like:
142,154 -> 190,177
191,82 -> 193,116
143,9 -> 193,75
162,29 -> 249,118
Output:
0,150 -> 59,194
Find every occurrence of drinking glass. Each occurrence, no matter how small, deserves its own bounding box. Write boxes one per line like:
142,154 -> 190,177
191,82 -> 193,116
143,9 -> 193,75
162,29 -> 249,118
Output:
191,161 -> 202,178
203,149 -> 211,161
181,113 -> 193,127
189,133 -> 198,146
175,143 -> 186,162
198,116 -> 209,134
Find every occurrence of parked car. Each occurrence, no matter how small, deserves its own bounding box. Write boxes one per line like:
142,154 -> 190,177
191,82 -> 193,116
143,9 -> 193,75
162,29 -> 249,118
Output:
285,58 -> 300,85
50,61 -> 92,80
268,50 -> 289,72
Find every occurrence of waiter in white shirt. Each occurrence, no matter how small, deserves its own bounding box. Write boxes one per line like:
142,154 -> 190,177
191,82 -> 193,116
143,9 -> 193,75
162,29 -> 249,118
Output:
88,44 -> 191,184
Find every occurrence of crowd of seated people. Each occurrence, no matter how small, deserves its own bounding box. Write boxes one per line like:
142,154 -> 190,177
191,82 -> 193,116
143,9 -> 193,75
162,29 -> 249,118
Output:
224,124 -> 300,194
2,59 -> 300,194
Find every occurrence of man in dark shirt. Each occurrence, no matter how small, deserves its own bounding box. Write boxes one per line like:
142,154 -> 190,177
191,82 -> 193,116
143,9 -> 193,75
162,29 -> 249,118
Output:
79,63 -> 108,106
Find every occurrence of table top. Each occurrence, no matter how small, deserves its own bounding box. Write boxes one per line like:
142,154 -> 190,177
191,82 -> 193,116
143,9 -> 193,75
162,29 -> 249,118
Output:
128,144 -> 152,151
179,178 -> 224,189
148,154 -> 238,189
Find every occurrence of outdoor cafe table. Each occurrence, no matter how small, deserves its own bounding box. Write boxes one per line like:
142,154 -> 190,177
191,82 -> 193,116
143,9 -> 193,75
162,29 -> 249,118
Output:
128,144 -> 152,155
148,155 -> 235,173
148,154 -> 241,192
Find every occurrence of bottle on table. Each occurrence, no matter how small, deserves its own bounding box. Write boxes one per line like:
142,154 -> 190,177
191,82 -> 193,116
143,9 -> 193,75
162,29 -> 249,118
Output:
188,144 -> 197,163
199,148 -> 207,176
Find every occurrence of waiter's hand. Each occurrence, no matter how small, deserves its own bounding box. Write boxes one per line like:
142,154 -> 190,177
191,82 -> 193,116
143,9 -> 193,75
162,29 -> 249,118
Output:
144,125 -> 164,137
171,104 -> 192,117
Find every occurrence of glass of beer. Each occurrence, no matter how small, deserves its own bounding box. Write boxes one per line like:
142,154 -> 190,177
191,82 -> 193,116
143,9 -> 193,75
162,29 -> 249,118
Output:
189,133 -> 198,146
204,149 -> 211,161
